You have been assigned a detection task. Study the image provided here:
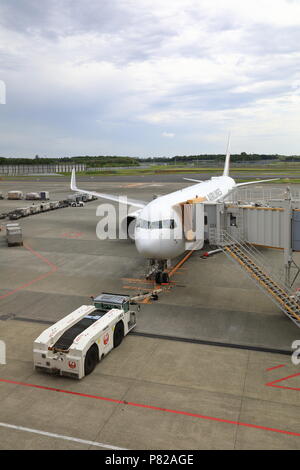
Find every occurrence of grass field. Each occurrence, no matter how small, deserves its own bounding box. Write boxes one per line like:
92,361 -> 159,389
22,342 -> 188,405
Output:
60,163 -> 300,182
1,163 -> 300,183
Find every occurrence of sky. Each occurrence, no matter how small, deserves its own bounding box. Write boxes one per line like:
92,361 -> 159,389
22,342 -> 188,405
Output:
1,0 -> 300,158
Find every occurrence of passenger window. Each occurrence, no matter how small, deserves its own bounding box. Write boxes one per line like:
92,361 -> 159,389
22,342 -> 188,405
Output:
162,219 -> 176,229
136,219 -> 147,228
137,219 -> 176,229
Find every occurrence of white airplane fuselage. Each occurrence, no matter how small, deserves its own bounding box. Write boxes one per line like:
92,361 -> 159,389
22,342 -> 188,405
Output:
134,175 -> 236,259
71,137 -> 277,264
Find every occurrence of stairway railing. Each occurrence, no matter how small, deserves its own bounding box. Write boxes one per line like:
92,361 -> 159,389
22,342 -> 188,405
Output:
218,229 -> 300,327
218,230 -> 288,291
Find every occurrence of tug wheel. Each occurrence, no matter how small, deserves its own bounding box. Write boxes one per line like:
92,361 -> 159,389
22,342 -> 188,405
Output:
113,321 -> 124,348
84,344 -> 99,376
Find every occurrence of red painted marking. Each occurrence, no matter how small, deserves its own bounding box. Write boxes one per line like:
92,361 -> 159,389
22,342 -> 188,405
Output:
1,378 -> 300,437
266,372 -> 300,391
266,364 -> 286,372
62,232 -> 83,239
103,333 -> 109,345
0,243 -> 58,300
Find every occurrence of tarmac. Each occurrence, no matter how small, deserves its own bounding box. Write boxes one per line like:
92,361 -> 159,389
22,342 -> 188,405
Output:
0,176 -> 300,449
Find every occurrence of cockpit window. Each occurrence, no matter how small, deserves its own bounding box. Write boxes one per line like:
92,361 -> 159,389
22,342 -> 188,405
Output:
136,219 -> 149,229
150,220 -> 161,229
136,219 -> 176,229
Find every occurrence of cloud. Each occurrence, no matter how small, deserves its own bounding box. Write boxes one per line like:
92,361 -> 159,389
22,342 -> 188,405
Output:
0,0 -> 300,157
162,132 -> 175,138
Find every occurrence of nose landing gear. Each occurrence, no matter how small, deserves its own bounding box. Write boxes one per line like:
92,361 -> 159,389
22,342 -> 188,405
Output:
155,271 -> 169,284
146,259 -> 170,285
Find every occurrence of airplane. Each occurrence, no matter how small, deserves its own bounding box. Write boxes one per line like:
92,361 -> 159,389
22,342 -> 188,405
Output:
71,140 -> 279,283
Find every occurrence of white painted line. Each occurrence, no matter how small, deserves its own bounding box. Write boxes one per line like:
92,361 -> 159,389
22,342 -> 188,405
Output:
0,422 -> 127,450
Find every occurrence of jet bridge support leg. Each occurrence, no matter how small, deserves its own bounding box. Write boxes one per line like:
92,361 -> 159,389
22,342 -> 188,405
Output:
283,188 -> 300,288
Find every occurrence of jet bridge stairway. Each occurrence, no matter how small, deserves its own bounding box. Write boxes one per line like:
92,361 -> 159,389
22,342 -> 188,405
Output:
219,231 -> 300,328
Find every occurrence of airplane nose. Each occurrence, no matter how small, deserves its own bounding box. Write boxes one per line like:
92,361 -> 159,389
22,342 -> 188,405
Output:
135,232 -> 184,259
135,237 -> 161,258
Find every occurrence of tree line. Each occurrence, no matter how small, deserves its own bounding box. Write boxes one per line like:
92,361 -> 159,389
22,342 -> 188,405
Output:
1,153 -> 300,166
0,156 -> 139,166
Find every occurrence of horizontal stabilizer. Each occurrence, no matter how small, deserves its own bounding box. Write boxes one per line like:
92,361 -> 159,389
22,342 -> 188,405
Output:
236,178 -> 280,187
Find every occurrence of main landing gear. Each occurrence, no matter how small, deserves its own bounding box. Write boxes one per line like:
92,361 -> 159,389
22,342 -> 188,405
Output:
146,259 -> 170,285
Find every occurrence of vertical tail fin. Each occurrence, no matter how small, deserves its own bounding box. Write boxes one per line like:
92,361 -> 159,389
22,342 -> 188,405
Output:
223,133 -> 231,177
70,168 -> 77,191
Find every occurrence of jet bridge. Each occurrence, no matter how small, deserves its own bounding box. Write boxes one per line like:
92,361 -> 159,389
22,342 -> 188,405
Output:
205,187 -> 300,251
206,201 -> 294,251
191,187 -> 300,328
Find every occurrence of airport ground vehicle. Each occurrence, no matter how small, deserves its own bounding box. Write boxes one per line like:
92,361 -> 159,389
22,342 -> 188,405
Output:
59,200 -> 70,208
7,190 -> 23,200
9,210 -> 22,220
30,205 -> 40,214
25,192 -> 40,200
40,202 -> 51,211
71,200 -> 84,207
33,293 -> 138,379
40,191 -> 50,200
17,207 -> 31,217
49,201 -> 60,209
6,223 -> 23,246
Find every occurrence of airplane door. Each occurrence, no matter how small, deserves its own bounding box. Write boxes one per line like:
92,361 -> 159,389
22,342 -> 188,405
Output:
183,203 -> 205,250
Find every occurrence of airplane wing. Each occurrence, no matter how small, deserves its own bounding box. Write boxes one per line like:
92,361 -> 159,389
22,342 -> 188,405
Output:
183,177 -> 204,183
70,169 -> 147,209
236,178 -> 280,187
